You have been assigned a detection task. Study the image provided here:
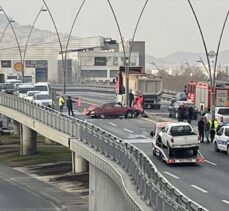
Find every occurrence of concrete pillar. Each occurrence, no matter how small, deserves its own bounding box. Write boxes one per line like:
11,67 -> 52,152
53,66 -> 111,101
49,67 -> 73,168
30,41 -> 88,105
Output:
72,151 -> 89,173
89,163 -> 130,211
12,120 -> 20,135
21,125 -> 37,155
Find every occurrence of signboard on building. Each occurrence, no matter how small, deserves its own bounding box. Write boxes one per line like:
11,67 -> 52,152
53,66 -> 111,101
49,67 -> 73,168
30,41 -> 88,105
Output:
1,60 -> 11,68
14,62 -> 23,72
94,57 -> 107,66
25,60 -> 48,68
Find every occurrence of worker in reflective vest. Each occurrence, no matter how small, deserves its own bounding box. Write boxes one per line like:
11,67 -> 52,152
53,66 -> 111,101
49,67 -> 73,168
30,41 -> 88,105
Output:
210,118 -> 218,143
58,95 -> 65,112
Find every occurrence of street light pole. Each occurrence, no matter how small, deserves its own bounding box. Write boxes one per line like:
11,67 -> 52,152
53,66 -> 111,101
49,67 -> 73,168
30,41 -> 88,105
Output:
64,0 -> 86,84
107,0 -> 149,106
187,0 -> 229,120
0,7 -> 23,81
42,0 -> 65,94
22,6 -> 47,80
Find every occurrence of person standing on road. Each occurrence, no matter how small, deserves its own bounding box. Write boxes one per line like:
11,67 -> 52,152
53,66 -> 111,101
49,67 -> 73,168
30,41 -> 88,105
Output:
187,105 -> 193,124
204,117 -> 211,143
198,117 -> 205,143
210,118 -> 218,143
67,96 -> 74,116
129,90 -> 134,107
58,95 -> 65,112
178,104 -> 185,122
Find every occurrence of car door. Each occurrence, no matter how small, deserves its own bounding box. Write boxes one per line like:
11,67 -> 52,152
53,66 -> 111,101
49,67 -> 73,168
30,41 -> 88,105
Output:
112,104 -> 124,116
223,128 -> 229,151
216,127 -> 224,151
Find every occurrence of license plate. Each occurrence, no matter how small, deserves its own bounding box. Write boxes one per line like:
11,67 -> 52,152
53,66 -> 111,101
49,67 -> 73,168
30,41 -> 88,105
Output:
174,158 -> 196,163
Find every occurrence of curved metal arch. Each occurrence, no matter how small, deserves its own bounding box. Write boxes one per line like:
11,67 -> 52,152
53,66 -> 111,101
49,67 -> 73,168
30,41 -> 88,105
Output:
42,0 -> 65,93
22,6 -> 46,64
0,20 -> 10,45
64,0 -> 86,67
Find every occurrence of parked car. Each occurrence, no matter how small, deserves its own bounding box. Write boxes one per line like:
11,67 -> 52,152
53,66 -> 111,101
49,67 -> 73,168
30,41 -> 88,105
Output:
24,91 -> 40,101
171,92 -> 187,104
168,101 -> 198,120
158,122 -> 199,156
0,83 -> 15,94
213,125 -> 229,155
33,93 -> 53,107
85,103 -> 135,118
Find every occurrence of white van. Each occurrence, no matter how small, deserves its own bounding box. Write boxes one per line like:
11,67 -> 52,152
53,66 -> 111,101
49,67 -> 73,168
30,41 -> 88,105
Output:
17,84 -> 35,98
34,82 -> 51,96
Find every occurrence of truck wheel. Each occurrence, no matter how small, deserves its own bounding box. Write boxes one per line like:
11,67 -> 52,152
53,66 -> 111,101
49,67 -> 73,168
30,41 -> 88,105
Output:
214,142 -> 219,152
153,147 -> 156,156
159,152 -> 163,161
169,111 -> 172,117
193,149 -> 198,156
227,146 -> 229,156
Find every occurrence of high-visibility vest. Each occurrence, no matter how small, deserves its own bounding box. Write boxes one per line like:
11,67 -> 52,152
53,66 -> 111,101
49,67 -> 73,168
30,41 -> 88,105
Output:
59,96 -> 64,106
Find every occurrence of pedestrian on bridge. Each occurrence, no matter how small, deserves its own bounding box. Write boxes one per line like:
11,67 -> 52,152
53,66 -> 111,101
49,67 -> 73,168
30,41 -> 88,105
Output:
67,96 -> 74,116
58,95 -> 65,112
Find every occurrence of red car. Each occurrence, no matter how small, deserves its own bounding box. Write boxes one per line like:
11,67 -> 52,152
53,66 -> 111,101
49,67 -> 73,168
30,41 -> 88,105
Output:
85,103 -> 136,118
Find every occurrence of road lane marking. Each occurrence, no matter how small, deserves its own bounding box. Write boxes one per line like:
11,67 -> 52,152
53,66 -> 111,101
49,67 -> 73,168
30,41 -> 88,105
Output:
222,200 -> 229,205
164,171 -> 179,179
124,128 -> 134,133
108,122 -> 117,126
205,160 -> 217,166
190,185 -> 208,193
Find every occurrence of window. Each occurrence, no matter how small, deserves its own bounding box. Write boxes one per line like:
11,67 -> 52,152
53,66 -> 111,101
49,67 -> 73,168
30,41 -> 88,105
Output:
224,128 -> 229,137
217,128 -> 224,136
218,109 -> 229,115
170,125 -> 192,136
94,57 -> 107,66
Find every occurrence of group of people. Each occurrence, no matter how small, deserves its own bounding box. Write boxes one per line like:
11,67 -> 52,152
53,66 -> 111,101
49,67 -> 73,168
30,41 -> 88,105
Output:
58,95 -> 74,116
178,104 -> 194,124
198,117 -> 218,143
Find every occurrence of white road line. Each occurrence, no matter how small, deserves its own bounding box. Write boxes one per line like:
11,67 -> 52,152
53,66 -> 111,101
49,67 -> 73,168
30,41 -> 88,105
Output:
205,160 -> 217,166
190,185 -> 208,193
222,200 -> 229,205
124,128 -> 134,133
108,122 -> 117,126
164,171 -> 180,179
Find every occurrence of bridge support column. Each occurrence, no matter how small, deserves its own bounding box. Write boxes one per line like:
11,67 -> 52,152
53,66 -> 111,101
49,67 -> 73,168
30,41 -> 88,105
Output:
12,120 -> 20,135
72,152 -> 89,173
89,163 -> 130,211
21,125 -> 37,155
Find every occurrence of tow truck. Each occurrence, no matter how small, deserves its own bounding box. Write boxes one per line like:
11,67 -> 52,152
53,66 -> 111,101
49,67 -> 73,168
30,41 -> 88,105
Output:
150,122 -> 204,164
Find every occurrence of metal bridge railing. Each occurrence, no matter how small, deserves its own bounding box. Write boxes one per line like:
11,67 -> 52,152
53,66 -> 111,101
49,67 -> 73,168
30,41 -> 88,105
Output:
0,93 -> 206,211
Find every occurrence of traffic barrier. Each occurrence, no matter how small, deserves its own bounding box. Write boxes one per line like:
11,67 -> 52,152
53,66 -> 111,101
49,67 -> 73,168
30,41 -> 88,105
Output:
0,93 -> 207,211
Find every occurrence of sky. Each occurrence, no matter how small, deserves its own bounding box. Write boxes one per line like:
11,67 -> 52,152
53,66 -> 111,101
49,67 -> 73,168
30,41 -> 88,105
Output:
1,0 -> 229,58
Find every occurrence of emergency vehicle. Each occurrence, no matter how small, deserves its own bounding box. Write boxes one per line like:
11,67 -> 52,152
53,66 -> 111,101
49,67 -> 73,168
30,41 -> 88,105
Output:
213,125 -> 229,155
150,122 -> 204,164
187,81 -> 229,113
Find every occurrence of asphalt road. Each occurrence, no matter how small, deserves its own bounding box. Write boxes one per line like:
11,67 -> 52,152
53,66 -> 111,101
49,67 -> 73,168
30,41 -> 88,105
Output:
64,91 -> 229,211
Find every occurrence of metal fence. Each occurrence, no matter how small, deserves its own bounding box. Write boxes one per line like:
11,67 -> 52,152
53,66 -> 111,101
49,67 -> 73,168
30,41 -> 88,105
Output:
0,93 -> 206,211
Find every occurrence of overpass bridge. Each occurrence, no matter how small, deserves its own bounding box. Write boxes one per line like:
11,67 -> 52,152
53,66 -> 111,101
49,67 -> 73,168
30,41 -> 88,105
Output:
0,92 -> 206,211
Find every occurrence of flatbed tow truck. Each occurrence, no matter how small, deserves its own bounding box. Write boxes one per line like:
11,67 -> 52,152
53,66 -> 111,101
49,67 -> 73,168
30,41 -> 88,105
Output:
151,122 -> 205,164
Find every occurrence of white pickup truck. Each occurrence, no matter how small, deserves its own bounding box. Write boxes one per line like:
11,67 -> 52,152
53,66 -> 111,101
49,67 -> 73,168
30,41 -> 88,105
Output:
158,122 -> 199,156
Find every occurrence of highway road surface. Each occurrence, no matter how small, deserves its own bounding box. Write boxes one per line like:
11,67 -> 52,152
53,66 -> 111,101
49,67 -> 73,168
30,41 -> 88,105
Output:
62,90 -> 229,211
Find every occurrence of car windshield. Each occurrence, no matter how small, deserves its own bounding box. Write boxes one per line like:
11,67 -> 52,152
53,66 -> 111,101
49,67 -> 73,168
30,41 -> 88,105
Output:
36,95 -> 49,100
35,86 -> 48,91
218,108 -> 229,115
28,92 -> 38,97
170,125 -> 194,136
19,87 -> 35,93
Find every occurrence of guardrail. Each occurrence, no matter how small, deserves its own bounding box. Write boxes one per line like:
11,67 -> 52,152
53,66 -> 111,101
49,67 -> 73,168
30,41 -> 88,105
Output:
0,93 -> 205,211
52,84 -> 177,102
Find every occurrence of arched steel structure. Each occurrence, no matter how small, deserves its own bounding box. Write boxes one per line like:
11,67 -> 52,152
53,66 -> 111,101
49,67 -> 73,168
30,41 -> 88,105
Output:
107,0 -> 149,106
